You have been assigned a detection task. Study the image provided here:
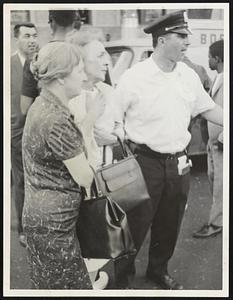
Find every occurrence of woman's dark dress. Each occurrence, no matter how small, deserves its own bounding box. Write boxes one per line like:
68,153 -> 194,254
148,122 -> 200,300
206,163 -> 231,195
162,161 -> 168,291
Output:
22,89 -> 92,289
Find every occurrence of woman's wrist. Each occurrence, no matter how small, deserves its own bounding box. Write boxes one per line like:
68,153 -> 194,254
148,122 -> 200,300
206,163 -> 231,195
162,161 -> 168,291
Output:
81,115 -> 95,137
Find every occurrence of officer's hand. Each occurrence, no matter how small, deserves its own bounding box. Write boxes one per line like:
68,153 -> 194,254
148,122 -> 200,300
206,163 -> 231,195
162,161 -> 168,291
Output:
94,128 -> 117,146
217,131 -> 223,151
217,141 -> 223,151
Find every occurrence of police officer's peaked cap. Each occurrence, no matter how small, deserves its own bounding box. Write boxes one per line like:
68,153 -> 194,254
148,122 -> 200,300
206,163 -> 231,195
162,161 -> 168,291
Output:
144,10 -> 192,36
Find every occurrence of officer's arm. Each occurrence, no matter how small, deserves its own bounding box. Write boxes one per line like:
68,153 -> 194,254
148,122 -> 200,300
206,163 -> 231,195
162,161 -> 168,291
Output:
201,104 -> 223,126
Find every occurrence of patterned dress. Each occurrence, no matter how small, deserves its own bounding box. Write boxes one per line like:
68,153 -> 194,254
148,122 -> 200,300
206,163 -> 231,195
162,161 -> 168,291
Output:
22,89 -> 92,289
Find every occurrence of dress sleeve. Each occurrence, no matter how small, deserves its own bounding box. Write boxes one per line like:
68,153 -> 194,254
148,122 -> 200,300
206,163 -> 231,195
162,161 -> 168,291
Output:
47,114 -> 85,161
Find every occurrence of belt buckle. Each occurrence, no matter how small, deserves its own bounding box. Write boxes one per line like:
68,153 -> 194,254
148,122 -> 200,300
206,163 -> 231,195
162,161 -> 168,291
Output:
166,153 -> 176,160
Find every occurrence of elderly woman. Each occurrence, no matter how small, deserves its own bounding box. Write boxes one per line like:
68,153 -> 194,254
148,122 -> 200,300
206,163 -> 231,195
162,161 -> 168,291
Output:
22,42 -> 104,289
68,31 -> 117,168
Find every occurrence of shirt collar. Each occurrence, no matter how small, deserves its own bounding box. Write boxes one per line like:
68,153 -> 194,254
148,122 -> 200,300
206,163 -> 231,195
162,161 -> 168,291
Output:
148,56 -> 161,74
148,55 -> 180,76
16,51 -> 26,67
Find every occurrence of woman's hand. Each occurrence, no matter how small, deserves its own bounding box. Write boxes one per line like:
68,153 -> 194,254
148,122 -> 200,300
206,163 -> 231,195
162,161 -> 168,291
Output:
86,91 -> 106,123
81,92 -> 105,137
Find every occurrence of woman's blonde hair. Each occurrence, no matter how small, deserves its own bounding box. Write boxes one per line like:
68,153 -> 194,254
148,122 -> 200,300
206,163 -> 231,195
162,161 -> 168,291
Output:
31,41 -> 82,84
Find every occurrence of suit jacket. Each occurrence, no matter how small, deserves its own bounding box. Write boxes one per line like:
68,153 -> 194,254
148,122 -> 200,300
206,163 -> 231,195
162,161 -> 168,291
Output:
207,73 -> 223,143
11,53 -> 26,141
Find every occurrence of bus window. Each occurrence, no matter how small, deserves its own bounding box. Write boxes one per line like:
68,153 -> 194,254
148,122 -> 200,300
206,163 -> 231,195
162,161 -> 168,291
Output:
188,9 -> 224,20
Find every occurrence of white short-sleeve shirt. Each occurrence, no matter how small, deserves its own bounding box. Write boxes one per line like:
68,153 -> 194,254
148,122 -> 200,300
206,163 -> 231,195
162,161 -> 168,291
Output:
114,56 -> 215,153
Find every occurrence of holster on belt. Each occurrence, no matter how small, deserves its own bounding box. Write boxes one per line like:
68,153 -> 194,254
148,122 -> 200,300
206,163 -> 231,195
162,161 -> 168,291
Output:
125,139 -> 138,154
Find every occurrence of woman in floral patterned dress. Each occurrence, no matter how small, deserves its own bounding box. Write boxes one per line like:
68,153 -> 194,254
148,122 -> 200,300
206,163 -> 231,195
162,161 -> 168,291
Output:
22,42 -> 104,289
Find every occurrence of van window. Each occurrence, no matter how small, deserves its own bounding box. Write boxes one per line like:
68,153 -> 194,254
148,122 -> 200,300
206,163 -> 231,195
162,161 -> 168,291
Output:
140,50 -> 153,61
106,47 -> 134,85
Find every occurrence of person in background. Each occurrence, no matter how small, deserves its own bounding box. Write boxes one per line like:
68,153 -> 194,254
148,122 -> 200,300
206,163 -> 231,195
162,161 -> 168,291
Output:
182,55 -> 212,147
11,22 -> 38,247
22,42 -> 105,289
20,10 -> 80,114
68,31 -> 117,168
193,39 -> 224,238
113,10 -> 223,289
182,55 -> 212,92
105,33 -> 111,42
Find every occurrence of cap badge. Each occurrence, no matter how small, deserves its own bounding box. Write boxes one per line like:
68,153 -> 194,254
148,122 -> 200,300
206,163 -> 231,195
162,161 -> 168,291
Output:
183,11 -> 188,23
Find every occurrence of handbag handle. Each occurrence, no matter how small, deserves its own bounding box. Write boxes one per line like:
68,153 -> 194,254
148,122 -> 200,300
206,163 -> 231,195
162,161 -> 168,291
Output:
102,136 -> 128,166
116,136 -> 128,157
89,165 -> 104,198
89,165 -> 120,221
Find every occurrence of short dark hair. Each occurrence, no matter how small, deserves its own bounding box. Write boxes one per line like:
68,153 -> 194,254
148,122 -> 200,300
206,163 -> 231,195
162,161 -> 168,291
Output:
152,34 -> 159,48
48,10 -> 79,27
209,39 -> 224,62
13,22 -> 36,38
152,33 -> 168,48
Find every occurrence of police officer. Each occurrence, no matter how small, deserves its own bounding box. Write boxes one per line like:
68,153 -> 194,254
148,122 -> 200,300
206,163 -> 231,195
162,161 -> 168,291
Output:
114,10 -> 223,289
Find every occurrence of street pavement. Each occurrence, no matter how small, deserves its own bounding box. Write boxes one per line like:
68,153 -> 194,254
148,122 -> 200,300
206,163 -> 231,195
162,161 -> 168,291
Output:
9,156 -> 222,290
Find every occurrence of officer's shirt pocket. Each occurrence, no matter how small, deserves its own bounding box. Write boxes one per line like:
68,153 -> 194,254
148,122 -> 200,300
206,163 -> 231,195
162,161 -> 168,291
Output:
175,79 -> 197,113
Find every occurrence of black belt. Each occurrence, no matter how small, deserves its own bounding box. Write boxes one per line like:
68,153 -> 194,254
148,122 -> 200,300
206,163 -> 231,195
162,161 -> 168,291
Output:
127,140 -> 187,160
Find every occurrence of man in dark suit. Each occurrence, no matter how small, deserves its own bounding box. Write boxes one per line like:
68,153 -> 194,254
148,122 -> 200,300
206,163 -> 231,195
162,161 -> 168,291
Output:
21,10 -> 81,114
11,22 -> 38,246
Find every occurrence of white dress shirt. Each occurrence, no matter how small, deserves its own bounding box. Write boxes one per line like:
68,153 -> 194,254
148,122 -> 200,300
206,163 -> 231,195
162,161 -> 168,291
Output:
211,73 -> 223,97
16,51 -> 26,67
208,72 -> 223,143
114,56 -> 216,153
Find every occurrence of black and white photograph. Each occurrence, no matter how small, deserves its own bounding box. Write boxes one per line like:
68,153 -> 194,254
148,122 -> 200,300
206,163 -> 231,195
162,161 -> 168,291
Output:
3,2 -> 229,297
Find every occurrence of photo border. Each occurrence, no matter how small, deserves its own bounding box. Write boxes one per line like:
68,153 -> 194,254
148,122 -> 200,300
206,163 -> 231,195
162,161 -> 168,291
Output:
3,2 -> 230,297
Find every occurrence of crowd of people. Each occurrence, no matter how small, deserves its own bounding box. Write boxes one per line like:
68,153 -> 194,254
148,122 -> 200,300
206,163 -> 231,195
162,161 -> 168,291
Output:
10,9 -> 224,290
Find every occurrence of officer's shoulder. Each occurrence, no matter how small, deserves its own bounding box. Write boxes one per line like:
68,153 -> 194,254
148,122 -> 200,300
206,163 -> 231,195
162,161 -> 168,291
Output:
121,58 -> 149,79
178,61 -> 200,79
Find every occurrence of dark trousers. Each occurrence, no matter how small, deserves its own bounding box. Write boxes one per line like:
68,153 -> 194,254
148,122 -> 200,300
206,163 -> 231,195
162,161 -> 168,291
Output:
11,136 -> 24,234
111,144 -> 190,287
136,152 -> 190,275
113,200 -> 153,287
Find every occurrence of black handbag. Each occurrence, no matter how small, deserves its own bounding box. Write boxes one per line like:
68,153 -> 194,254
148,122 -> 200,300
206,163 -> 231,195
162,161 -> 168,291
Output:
95,138 -> 150,212
77,173 -> 136,259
